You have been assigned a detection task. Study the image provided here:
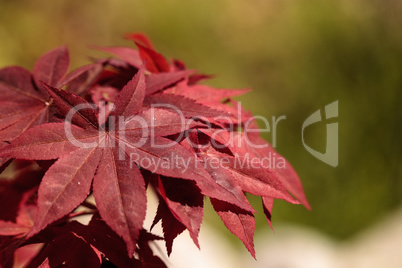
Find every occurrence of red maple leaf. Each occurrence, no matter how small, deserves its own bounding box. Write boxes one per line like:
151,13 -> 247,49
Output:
0,47 -> 76,169
0,66 -> 254,257
1,67 -> 196,254
0,33 -> 310,266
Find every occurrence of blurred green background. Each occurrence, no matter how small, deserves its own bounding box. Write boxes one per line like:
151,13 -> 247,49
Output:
0,0 -> 401,249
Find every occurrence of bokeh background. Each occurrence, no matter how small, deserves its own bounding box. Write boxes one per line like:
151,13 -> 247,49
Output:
1,0 -> 401,267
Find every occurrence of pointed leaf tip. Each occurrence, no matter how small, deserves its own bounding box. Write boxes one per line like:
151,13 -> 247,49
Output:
33,46 -> 70,96
135,42 -> 170,73
124,33 -> 155,49
111,66 -> 146,117
41,81 -> 99,129
211,199 -> 256,258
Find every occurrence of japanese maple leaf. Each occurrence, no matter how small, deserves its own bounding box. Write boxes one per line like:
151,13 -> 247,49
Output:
150,175 -> 204,254
93,45 -> 143,69
124,33 -> 156,50
151,197 -> 187,256
230,118 -> 311,210
210,198 -> 256,257
164,81 -> 249,105
0,47 -> 70,168
144,93 -> 229,120
178,130 -> 301,257
196,101 -> 310,209
0,189 -> 37,238
204,111 -> 310,227
27,228 -> 102,268
26,219 -> 165,267
94,38 -> 170,73
157,84 -> 251,125
198,115 -> 310,232
94,54 -> 194,96
0,67 -> 237,256
125,32 -> 170,73
61,62 -> 104,96
145,70 -> 194,95
0,164 -> 42,267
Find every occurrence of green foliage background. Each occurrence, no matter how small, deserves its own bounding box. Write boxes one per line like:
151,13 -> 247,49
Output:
1,0 -> 401,247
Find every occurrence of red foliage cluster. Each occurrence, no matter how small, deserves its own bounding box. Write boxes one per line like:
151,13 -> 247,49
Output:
0,33 -> 309,267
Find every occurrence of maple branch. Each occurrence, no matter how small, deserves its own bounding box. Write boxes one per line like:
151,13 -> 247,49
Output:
68,210 -> 96,219
80,200 -> 97,210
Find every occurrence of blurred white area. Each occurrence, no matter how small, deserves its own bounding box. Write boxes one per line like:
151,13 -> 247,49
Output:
145,192 -> 402,268
248,226 -> 338,268
337,208 -> 402,268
